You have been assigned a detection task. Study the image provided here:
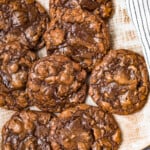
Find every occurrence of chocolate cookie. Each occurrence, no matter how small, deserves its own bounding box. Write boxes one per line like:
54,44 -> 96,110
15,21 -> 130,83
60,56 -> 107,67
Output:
50,0 -> 113,19
0,42 -> 37,110
89,50 -> 149,115
0,87 -> 29,111
27,55 -> 87,112
44,9 -> 110,71
50,104 -> 121,149
0,0 -> 49,50
2,110 -> 53,150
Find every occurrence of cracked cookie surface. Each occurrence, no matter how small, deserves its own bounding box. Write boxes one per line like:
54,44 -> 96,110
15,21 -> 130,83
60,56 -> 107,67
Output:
2,110 -> 54,150
89,50 -> 149,115
49,104 -> 121,150
0,0 -> 49,50
50,0 -> 113,19
44,9 -> 110,71
27,55 -> 87,112
0,42 -> 37,110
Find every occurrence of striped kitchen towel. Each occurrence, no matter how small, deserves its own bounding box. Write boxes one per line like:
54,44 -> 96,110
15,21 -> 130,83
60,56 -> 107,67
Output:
126,0 -> 150,75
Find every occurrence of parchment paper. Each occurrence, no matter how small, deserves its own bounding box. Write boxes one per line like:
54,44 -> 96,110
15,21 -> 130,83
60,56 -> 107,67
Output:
0,0 -> 150,149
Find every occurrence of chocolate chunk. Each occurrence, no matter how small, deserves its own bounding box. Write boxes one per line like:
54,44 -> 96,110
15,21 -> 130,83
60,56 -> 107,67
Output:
0,0 -> 49,50
50,0 -> 113,19
50,104 -> 122,149
44,9 -> 110,71
27,55 -> 87,112
2,110 -> 53,150
89,50 -> 150,115
0,41 -> 37,110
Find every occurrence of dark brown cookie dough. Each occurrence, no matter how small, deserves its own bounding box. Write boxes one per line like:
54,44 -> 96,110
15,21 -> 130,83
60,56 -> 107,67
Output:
27,55 -> 87,112
50,0 -> 113,19
49,104 -> 121,150
0,42 -> 37,110
44,9 -> 110,71
2,110 -> 53,150
0,0 -> 49,50
89,50 -> 150,115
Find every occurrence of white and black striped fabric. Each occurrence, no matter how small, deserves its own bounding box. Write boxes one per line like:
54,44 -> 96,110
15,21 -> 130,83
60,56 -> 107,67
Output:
126,0 -> 150,75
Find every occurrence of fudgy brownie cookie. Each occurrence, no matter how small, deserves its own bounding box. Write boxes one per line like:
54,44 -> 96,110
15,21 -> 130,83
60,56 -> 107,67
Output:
50,0 -> 113,19
27,55 -> 87,112
44,9 -> 110,71
49,104 -> 121,150
0,42 -> 37,90
2,110 -> 53,150
0,85 -> 30,111
0,0 -> 49,50
89,50 -> 149,115
0,42 -> 37,110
